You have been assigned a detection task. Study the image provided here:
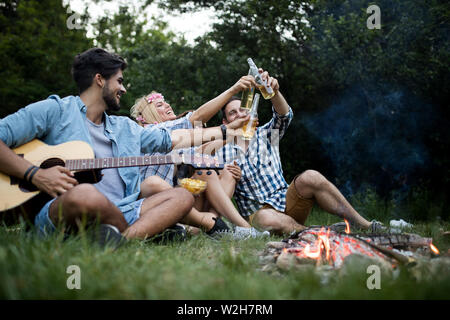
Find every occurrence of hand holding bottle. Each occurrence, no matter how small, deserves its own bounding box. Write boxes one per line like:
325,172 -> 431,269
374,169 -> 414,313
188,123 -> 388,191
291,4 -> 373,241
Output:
247,58 -> 276,100
226,114 -> 251,130
258,69 -> 279,97
230,75 -> 257,96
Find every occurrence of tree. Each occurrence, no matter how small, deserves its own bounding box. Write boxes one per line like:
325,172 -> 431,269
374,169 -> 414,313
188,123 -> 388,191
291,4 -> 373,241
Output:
0,0 -> 93,117
304,0 -> 450,209
155,0 -> 450,218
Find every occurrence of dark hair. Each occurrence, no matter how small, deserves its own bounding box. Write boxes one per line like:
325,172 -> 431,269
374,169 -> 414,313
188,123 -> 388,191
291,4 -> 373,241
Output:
220,96 -> 241,121
71,48 -> 128,94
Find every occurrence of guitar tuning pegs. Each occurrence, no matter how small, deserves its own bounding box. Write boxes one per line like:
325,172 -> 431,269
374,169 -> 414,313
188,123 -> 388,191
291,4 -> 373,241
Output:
214,156 -> 220,167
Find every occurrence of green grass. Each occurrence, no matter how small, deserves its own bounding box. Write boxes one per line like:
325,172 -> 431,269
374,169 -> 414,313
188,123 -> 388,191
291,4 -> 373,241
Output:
0,207 -> 449,300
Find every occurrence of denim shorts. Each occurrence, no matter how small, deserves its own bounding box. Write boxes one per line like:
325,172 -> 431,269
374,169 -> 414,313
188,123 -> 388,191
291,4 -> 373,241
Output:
34,198 -> 144,236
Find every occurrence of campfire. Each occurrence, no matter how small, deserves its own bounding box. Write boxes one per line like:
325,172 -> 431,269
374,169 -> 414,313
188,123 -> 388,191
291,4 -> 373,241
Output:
261,220 -> 440,272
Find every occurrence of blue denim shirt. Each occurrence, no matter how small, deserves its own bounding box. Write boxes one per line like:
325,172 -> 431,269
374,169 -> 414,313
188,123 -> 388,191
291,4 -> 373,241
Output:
0,95 -> 172,216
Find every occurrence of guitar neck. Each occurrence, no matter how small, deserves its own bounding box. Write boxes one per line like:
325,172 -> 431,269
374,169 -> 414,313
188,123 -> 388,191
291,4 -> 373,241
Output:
65,155 -> 176,171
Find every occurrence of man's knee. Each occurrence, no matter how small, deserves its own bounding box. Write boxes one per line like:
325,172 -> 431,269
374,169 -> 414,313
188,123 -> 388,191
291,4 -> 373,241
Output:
63,184 -> 109,212
49,184 -> 119,225
142,176 -> 171,193
252,209 -> 280,230
172,187 -> 195,212
296,170 -> 328,189
220,168 -> 234,182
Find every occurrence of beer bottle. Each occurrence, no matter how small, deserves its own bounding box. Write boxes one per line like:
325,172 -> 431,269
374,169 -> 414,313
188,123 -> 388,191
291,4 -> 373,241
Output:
247,58 -> 275,100
242,93 -> 260,140
240,67 -> 255,111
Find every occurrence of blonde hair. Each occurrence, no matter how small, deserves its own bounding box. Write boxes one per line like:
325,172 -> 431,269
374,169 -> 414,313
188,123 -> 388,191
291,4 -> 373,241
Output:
130,91 -> 164,126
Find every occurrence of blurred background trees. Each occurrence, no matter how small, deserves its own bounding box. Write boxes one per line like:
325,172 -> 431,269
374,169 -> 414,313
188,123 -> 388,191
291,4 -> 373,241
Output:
0,0 -> 92,116
1,0 -> 449,219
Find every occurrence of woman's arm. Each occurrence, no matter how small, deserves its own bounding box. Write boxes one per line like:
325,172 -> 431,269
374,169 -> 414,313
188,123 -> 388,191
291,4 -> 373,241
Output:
194,140 -> 226,156
189,76 -> 257,125
171,115 -> 249,149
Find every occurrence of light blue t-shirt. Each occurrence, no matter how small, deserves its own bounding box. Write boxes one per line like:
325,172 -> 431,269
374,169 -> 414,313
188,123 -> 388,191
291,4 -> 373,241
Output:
0,95 -> 172,216
85,118 -> 126,204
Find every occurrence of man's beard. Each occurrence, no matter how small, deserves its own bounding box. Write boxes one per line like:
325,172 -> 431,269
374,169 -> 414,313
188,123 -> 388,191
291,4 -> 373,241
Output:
103,84 -> 121,112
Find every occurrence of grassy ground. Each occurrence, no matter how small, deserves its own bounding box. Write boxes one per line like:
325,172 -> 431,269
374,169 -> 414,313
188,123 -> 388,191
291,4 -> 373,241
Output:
0,208 -> 449,300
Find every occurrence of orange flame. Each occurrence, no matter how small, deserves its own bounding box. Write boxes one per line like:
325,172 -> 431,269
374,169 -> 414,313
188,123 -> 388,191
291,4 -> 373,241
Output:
344,219 -> 350,234
303,227 -> 332,262
304,243 -> 322,259
430,243 -> 440,255
319,235 -> 331,261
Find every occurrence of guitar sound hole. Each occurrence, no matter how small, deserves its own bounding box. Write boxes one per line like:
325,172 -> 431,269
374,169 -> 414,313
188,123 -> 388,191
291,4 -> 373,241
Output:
40,158 -> 65,169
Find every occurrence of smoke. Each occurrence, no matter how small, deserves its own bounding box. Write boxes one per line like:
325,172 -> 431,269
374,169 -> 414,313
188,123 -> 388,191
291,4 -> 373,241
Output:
300,83 -> 434,199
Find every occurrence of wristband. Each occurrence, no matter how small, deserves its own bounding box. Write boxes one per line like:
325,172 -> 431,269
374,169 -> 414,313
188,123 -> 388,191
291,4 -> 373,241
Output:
27,166 -> 40,183
24,165 -> 38,181
220,124 -> 227,141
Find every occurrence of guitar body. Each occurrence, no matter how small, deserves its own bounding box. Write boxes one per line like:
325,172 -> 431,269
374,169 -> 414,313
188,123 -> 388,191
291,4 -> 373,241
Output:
0,140 -> 97,213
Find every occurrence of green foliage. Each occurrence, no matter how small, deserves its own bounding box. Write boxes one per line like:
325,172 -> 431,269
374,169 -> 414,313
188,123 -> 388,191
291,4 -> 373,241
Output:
303,0 -> 450,216
121,38 -> 246,120
156,0 -> 450,213
0,0 -> 92,117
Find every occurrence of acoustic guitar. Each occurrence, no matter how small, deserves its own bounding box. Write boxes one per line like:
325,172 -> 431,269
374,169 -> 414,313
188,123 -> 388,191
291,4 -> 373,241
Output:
0,139 -> 223,217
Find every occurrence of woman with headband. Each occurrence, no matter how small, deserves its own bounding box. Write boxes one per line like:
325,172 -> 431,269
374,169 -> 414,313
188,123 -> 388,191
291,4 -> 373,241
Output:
130,77 -> 269,239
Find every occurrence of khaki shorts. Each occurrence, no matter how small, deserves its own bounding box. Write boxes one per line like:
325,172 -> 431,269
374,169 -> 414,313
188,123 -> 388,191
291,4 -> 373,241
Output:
248,175 -> 314,225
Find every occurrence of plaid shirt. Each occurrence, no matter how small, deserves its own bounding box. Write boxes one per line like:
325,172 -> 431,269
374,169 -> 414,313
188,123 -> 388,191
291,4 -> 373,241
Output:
217,107 -> 293,216
141,112 -> 193,185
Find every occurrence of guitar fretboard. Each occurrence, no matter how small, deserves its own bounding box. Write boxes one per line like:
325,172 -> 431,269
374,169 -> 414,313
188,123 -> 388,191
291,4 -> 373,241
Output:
65,155 -> 175,171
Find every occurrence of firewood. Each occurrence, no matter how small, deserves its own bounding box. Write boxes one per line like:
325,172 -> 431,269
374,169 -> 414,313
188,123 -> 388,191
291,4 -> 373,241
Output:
266,241 -> 288,249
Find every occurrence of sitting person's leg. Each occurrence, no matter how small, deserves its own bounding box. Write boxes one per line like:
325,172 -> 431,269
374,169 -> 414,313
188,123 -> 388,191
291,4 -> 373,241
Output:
218,166 -> 237,199
291,170 -> 371,228
251,175 -> 316,234
139,175 -> 224,234
47,183 -> 128,233
199,167 -> 235,214
123,187 -> 194,239
193,169 -> 251,228
250,206 -> 307,235
250,170 -> 372,235
139,175 -> 172,198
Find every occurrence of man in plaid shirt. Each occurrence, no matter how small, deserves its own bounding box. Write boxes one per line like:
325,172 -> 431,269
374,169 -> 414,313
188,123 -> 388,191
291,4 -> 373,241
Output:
218,69 -> 383,234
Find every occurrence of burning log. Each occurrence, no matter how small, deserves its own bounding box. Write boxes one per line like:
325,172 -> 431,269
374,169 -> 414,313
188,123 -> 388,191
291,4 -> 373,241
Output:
361,240 -> 415,265
279,227 -> 395,268
261,226 -> 437,271
354,233 -> 432,250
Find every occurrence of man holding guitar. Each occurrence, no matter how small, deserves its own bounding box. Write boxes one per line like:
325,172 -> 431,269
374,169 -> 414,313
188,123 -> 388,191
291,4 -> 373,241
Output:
0,48 -> 247,243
